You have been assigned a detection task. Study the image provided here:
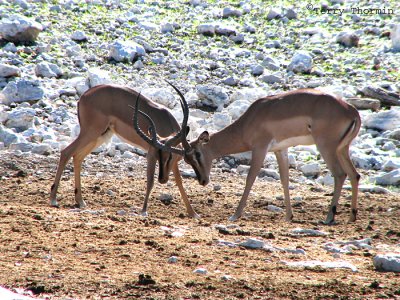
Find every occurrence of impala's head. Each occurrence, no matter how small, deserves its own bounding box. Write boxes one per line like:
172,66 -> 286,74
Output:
148,137 -> 182,183
183,131 -> 212,186
132,81 -> 190,184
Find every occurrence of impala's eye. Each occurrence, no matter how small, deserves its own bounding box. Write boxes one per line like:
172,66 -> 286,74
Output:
195,151 -> 201,161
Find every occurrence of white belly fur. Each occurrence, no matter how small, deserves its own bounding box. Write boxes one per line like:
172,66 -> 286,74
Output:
269,135 -> 315,152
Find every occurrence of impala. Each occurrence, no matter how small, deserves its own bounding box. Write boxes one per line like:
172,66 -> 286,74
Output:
50,83 -> 199,218
137,88 -> 361,224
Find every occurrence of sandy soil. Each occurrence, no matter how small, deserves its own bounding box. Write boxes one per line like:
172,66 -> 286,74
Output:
0,152 -> 399,300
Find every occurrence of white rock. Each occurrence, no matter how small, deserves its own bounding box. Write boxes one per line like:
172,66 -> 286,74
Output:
217,240 -> 238,248
230,88 -> 268,103
168,256 -> 178,263
71,77 -> 90,95
236,165 -> 250,175
65,44 -> 82,57
142,88 -> 177,109
71,30 -> 88,41
355,185 -> 391,194
221,274 -> 233,281
108,40 -> 146,62
250,64 -> 264,76
212,112 -> 231,129
88,68 -> 112,87
0,63 -> 20,77
382,141 -> 397,151
35,62 -> 62,78
158,193 -> 173,202
336,31 -> 359,47
197,85 -> 229,111
193,268 -> 208,275
261,73 -> 283,84
0,125 -> 26,147
138,21 -> 159,32
287,51 -> 313,74
283,260 -> 357,272
351,152 -> 375,170
259,168 -> 280,180
364,108 -> 400,131
374,170 -> 400,186
300,162 -> 321,177
267,205 -> 283,213
316,173 -> 335,186
391,24 -> 400,52
222,7 -> 243,18
0,14 -> 43,43
5,108 -> 36,131
161,22 -> 175,34
0,79 -> 44,105
215,24 -> 236,36
239,238 -> 265,249
197,24 -> 215,36
382,158 -> 400,172
291,228 -> 328,237
223,100 -> 250,120
373,254 -> 400,272
9,142 -> 33,152
0,286 -> 44,300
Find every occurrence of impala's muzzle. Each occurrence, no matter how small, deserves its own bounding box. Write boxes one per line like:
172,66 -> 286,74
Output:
158,150 -> 170,184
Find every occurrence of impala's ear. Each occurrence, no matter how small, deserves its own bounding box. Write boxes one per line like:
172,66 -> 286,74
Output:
198,131 -> 210,144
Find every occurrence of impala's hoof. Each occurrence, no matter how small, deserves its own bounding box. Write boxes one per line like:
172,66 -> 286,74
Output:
228,215 -> 239,222
323,219 -> 337,225
50,199 -> 59,208
348,216 -> 357,223
285,214 -> 293,222
190,213 -> 201,219
140,211 -> 148,217
78,201 -> 87,209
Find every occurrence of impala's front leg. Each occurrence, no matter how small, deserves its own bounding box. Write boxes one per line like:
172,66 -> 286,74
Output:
141,152 -> 157,216
229,146 -> 268,221
275,149 -> 293,222
172,163 -> 200,218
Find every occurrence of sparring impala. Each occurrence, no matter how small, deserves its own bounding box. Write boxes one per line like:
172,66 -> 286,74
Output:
50,82 -> 199,218
138,88 -> 361,224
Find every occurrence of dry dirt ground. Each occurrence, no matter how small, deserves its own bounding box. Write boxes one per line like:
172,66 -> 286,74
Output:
0,152 -> 399,300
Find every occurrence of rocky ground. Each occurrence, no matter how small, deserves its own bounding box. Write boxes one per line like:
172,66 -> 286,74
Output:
0,152 -> 399,300
0,0 -> 400,299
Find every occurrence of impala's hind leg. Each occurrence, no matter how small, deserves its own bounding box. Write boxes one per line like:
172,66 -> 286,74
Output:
72,139 -> 100,208
337,145 -> 360,222
316,143 -> 346,225
50,135 -> 95,207
50,127 -> 109,207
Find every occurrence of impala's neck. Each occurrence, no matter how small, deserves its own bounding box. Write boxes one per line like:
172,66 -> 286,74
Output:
206,120 -> 250,159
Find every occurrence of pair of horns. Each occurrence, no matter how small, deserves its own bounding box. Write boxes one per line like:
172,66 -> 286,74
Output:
132,81 -> 192,156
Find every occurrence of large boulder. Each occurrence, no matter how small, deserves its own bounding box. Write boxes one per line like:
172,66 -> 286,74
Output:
0,15 -> 43,43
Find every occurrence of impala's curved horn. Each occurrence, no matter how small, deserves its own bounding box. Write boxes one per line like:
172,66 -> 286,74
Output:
132,92 -> 184,155
165,80 -> 192,152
